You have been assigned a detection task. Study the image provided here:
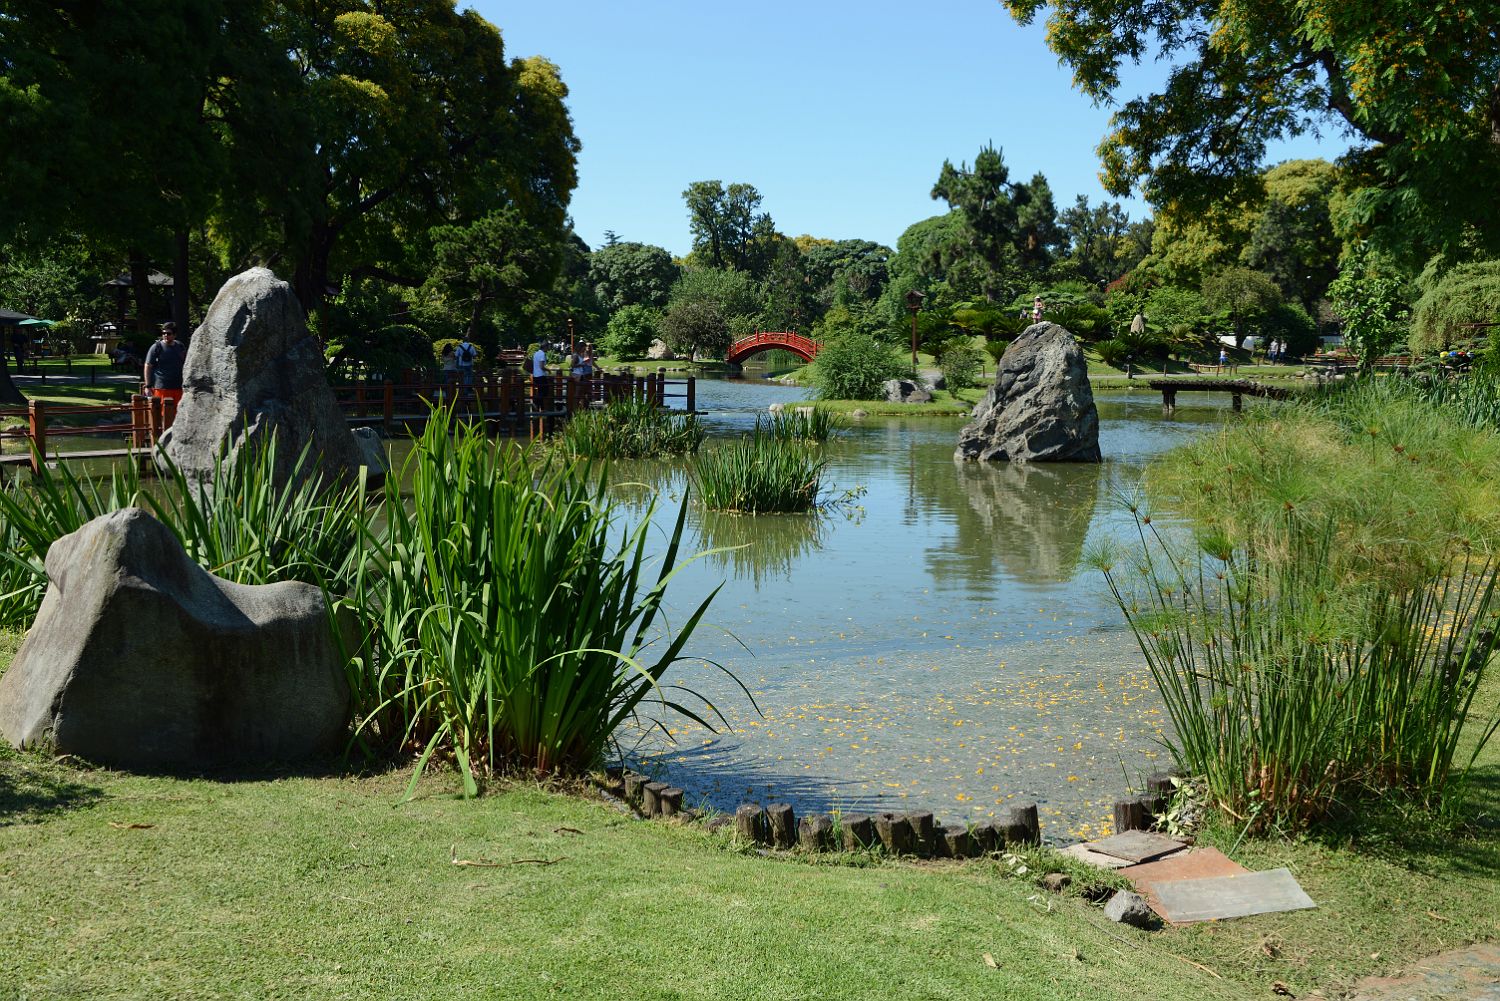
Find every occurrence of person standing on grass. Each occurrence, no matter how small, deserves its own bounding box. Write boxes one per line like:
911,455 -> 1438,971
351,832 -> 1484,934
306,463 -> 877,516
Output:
143,322 -> 187,405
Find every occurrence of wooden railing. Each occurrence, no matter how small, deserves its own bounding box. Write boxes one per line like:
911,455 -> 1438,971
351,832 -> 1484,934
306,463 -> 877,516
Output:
0,395 -> 176,474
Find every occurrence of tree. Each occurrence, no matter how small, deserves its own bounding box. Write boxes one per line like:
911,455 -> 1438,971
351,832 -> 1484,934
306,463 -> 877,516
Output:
661,267 -> 759,360
1243,161 -> 1344,311
1411,258 -> 1500,353
1059,196 -> 1136,285
598,304 -> 660,359
1330,244 -> 1409,371
423,208 -> 563,347
930,146 -> 1061,302
1002,0 -> 1500,262
682,181 -> 778,275
801,239 -> 893,308
1202,268 -> 1282,347
587,242 -> 678,312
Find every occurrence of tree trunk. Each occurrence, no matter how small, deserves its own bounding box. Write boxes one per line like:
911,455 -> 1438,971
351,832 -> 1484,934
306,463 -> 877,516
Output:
129,250 -> 154,338
293,224 -> 334,337
173,229 -> 191,335
0,330 -> 25,405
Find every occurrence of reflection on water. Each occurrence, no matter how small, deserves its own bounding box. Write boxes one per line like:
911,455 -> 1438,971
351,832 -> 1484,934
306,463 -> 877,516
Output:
623,379 -> 1249,841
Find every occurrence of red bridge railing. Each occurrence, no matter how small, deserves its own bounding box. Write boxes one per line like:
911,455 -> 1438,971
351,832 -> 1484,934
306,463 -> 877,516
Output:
726,331 -> 821,363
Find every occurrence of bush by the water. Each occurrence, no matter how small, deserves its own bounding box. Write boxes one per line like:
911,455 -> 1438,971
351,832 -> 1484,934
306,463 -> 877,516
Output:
598,304 -> 660,359
938,340 -> 986,391
809,332 -> 907,400
1102,378 -> 1500,830
557,396 -> 703,459
758,406 -> 841,443
693,434 -> 827,513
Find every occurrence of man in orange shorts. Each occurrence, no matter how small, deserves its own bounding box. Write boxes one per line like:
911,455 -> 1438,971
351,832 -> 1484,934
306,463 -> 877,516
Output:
142,321 -> 186,405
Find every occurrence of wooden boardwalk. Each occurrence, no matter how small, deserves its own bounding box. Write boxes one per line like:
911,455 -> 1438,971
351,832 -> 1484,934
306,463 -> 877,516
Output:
1146,378 -> 1291,413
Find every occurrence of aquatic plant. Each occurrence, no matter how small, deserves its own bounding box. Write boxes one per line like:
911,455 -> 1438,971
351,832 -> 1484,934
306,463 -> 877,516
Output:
342,412 -> 732,790
557,395 -> 704,459
757,405 -> 842,444
692,433 -> 828,514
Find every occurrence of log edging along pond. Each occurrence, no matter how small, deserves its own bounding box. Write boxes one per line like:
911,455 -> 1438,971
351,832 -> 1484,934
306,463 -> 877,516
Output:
601,766 -> 1183,857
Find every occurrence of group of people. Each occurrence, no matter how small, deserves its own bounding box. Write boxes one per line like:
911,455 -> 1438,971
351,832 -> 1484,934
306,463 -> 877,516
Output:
436,337 -> 597,394
1264,339 -> 1289,363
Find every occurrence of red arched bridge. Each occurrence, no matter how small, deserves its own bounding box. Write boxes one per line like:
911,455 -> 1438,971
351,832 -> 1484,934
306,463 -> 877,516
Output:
726,330 -> 821,366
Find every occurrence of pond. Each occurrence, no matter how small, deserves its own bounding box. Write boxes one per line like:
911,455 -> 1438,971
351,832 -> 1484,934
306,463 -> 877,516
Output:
618,376 -> 1243,842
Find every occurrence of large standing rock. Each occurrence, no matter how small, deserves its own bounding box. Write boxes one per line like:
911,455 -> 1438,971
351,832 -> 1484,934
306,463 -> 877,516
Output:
159,267 -> 367,490
0,509 -> 350,769
955,322 -> 1101,463
646,338 -> 676,361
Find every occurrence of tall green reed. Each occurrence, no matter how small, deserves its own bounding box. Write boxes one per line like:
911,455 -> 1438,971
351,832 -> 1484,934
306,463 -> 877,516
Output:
343,411 -> 736,792
557,395 -> 704,459
758,406 -> 842,443
693,433 -> 828,513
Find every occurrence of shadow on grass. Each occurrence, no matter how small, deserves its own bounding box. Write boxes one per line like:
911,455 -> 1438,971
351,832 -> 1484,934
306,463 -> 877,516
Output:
1305,765 -> 1500,881
0,754 -> 106,826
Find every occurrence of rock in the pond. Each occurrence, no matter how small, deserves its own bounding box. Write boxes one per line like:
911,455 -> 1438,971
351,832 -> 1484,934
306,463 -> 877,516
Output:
955,322 -> 1100,463
1103,890 -> 1157,929
883,378 -> 932,404
350,426 -> 388,484
850,408 -> 868,419
158,267 -> 367,491
768,402 -> 786,414
646,338 -> 676,361
0,509 -> 350,769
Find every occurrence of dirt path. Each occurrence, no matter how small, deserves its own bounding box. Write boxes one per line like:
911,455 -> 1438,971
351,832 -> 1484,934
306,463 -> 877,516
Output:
1347,943 -> 1500,1000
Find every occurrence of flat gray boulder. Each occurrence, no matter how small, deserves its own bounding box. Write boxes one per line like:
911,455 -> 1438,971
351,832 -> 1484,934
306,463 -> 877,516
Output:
159,267 -> 368,490
0,509 -> 350,769
955,322 -> 1100,463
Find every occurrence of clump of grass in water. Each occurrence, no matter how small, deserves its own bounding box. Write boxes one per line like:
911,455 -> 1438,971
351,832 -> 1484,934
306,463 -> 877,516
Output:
693,433 -> 829,514
758,405 -> 842,444
557,395 -> 703,459
342,410 -> 741,793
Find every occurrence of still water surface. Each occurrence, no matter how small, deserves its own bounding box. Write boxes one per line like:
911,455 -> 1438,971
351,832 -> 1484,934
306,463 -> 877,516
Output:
621,377 -> 1241,841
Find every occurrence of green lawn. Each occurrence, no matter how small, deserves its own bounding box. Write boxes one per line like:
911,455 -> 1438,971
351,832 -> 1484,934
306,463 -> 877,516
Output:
2,628 -> 1496,1000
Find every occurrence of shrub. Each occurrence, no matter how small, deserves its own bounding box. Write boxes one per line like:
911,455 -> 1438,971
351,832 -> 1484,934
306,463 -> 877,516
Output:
557,395 -> 704,459
345,413 -> 725,786
1094,338 -> 1132,368
938,340 -> 986,390
1046,302 -> 1113,342
693,434 -> 827,513
984,339 -> 1011,365
598,305 -> 660,359
809,332 -> 907,400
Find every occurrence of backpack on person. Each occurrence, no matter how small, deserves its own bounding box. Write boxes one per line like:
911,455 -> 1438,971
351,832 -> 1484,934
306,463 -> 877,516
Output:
456,341 -> 476,367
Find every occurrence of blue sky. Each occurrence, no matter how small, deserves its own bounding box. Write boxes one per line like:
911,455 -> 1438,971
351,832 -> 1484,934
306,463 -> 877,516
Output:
479,0 -> 1349,257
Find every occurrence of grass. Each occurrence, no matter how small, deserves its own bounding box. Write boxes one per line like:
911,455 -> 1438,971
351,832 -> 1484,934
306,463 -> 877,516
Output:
0,650 -> 1495,999
783,388 -> 984,417
758,405 -> 842,443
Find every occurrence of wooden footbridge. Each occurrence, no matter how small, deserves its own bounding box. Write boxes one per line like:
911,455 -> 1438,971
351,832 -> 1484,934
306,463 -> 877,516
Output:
1,369 -> 694,475
726,331 -> 821,366
1149,378 -> 1291,413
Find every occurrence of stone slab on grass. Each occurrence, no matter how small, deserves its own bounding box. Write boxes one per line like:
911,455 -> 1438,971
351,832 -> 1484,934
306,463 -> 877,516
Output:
1085,830 -> 1187,864
1057,843 -> 1136,870
1149,867 -> 1315,924
1119,847 -> 1248,924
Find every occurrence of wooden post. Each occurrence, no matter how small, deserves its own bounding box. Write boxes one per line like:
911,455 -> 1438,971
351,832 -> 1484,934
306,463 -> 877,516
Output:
904,811 -> 936,856
874,812 -> 915,855
27,400 -> 46,476
840,814 -> 875,851
939,825 -> 973,859
623,771 -> 647,805
130,395 -> 149,451
735,804 -> 766,844
1003,803 -> 1041,845
655,368 -> 667,407
1145,772 -> 1177,814
1112,797 -> 1152,833
147,395 -> 163,443
659,788 -> 685,818
686,375 -> 696,414
798,815 -> 834,852
765,803 -> 796,848
162,396 -> 176,433
1161,388 -> 1176,414
382,380 -> 395,434
969,821 -> 999,854
641,781 -> 667,817
1231,391 -> 1243,412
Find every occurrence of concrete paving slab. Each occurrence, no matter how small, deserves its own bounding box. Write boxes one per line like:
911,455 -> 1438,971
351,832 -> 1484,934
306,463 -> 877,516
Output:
1058,843 -> 1136,869
1084,829 -> 1188,863
1150,867 -> 1315,923
1120,847 -> 1248,923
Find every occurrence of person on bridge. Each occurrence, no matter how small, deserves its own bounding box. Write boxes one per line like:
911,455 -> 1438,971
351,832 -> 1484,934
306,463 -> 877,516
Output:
530,342 -> 550,405
143,322 -> 187,405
